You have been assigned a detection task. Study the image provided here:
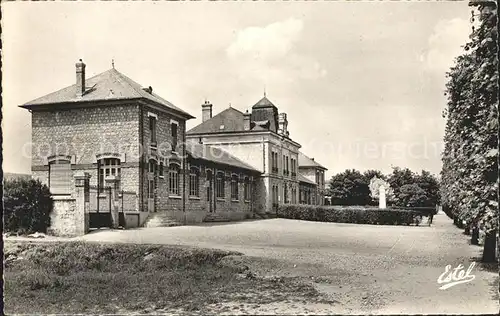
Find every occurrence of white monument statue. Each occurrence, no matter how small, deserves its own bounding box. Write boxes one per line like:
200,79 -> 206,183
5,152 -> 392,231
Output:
379,185 -> 386,209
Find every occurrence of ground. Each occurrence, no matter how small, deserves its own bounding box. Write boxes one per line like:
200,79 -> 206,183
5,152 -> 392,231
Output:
5,212 -> 499,314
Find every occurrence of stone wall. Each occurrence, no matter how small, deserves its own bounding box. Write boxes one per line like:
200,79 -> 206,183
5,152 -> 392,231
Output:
49,197 -> 77,236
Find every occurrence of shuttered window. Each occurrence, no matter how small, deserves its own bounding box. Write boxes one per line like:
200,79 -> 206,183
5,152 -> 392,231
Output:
49,160 -> 71,195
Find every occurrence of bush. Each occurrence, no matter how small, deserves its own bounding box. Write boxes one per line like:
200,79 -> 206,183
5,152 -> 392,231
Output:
4,178 -> 53,234
277,204 -> 420,226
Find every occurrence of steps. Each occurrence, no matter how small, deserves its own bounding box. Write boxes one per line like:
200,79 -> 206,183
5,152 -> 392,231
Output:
143,212 -> 184,228
204,213 -> 231,223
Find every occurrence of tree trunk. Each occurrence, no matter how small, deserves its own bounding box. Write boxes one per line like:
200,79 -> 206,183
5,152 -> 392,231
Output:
471,226 -> 479,245
482,232 -> 497,263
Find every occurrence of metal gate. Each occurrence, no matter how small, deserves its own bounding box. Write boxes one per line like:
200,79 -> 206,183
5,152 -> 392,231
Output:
89,185 -> 112,229
88,185 -> 138,229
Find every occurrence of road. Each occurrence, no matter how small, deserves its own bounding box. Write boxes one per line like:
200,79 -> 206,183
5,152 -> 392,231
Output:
80,212 -> 498,314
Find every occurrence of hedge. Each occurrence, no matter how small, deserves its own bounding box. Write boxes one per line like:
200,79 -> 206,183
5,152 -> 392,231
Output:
4,178 -> 53,234
277,204 -> 429,225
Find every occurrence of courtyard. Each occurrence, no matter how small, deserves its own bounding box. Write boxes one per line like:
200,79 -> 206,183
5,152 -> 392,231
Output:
75,212 -> 499,314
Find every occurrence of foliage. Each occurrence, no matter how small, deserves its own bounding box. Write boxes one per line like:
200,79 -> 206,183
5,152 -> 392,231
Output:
3,178 -> 53,234
369,177 -> 395,203
414,170 -> 440,206
440,3 -> 498,235
327,169 -> 371,206
397,184 -> 431,207
277,204 -> 426,226
327,167 -> 439,207
363,169 -> 386,181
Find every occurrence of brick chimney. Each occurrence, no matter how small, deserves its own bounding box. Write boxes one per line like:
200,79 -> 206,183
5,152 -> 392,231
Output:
243,110 -> 251,130
202,101 -> 213,122
76,59 -> 86,98
278,113 -> 288,136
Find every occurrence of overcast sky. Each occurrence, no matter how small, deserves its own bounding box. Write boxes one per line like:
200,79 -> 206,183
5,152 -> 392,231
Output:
3,2 -> 472,178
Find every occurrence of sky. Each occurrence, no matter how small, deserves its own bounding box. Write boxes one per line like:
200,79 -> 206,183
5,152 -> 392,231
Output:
2,1 -> 472,179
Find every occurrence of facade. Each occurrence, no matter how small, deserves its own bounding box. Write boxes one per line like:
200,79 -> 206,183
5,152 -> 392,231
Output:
21,60 -> 261,235
298,152 -> 327,205
187,96 -> 328,214
21,60 -> 328,235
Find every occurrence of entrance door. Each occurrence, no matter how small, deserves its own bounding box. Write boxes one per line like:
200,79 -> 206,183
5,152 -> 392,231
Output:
206,170 -> 213,212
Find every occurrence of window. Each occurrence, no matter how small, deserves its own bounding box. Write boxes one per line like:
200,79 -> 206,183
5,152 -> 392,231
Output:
284,183 -> 288,204
231,175 -> 239,201
283,155 -> 286,175
171,122 -> 178,152
159,162 -> 164,177
169,164 -> 180,195
99,158 -> 121,192
149,159 -> 157,174
49,160 -> 71,195
286,156 -> 289,175
244,177 -> 250,201
149,116 -> 157,145
206,170 -> 213,201
216,172 -> 225,198
189,167 -> 200,197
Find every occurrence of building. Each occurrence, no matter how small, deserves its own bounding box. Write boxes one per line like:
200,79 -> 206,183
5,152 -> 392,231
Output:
186,95 -> 328,214
21,60 -> 328,235
298,152 -> 327,205
21,60 -> 261,235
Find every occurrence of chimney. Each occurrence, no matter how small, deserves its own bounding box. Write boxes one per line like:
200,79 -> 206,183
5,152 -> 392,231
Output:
202,101 -> 213,122
76,59 -> 86,98
278,113 -> 288,136
243,110 -> 251,131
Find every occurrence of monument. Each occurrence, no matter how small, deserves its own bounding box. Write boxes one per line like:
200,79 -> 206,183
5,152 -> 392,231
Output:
379,185 -> 386,209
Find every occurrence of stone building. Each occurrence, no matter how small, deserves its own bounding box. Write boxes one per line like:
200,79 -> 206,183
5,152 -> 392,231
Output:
186,95 -> 328,215
298,152 -> 327,205
21,60 -> 261,235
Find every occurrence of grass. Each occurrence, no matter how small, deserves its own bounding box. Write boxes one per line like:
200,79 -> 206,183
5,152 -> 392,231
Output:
4,241 -> 328,314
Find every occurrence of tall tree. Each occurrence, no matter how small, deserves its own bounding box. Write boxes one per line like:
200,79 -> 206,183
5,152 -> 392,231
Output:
414,170 -> 440,206
327,169 -> 371,206
441,0 -> 498,262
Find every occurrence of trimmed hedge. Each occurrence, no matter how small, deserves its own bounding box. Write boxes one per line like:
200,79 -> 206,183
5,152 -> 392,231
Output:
4,178 -> 53,234
277,204 -> 426,225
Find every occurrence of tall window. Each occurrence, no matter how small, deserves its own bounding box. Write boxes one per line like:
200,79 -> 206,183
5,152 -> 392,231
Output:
286,157 -> 289,175
284,183 -> 288,204
244,177 -> 250,201
283,155 -> 286,176
99,158 -> 121,192
149,116 -> 157,145
159,162 -> 164,177
49,159 -> 71,195
206,170 -> 213,201
189,167 -> 200,197
171,122 -> 178,152
216,172 -> 225,198
231,175 -> 239,201
169,164 -> 180,195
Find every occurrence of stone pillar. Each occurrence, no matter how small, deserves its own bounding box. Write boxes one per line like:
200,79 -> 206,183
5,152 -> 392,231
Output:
105,175 -> 120,229
74,172 -> 90,235
379,185 -> 386,209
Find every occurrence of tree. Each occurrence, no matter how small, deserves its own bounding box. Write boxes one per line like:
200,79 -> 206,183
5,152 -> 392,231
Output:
4,178 -> 53,234
369,177 -> 395,205
441,1 -> 498,262
414,170 -> 440,206
387,167 -> 416,201
397,184 -> 431,208
363,170 -> 386,182
327,169 -> 371,206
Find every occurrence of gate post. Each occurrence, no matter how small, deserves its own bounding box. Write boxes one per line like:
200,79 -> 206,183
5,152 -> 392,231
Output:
105,175 -> 120,229
74,172 -> 90,235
